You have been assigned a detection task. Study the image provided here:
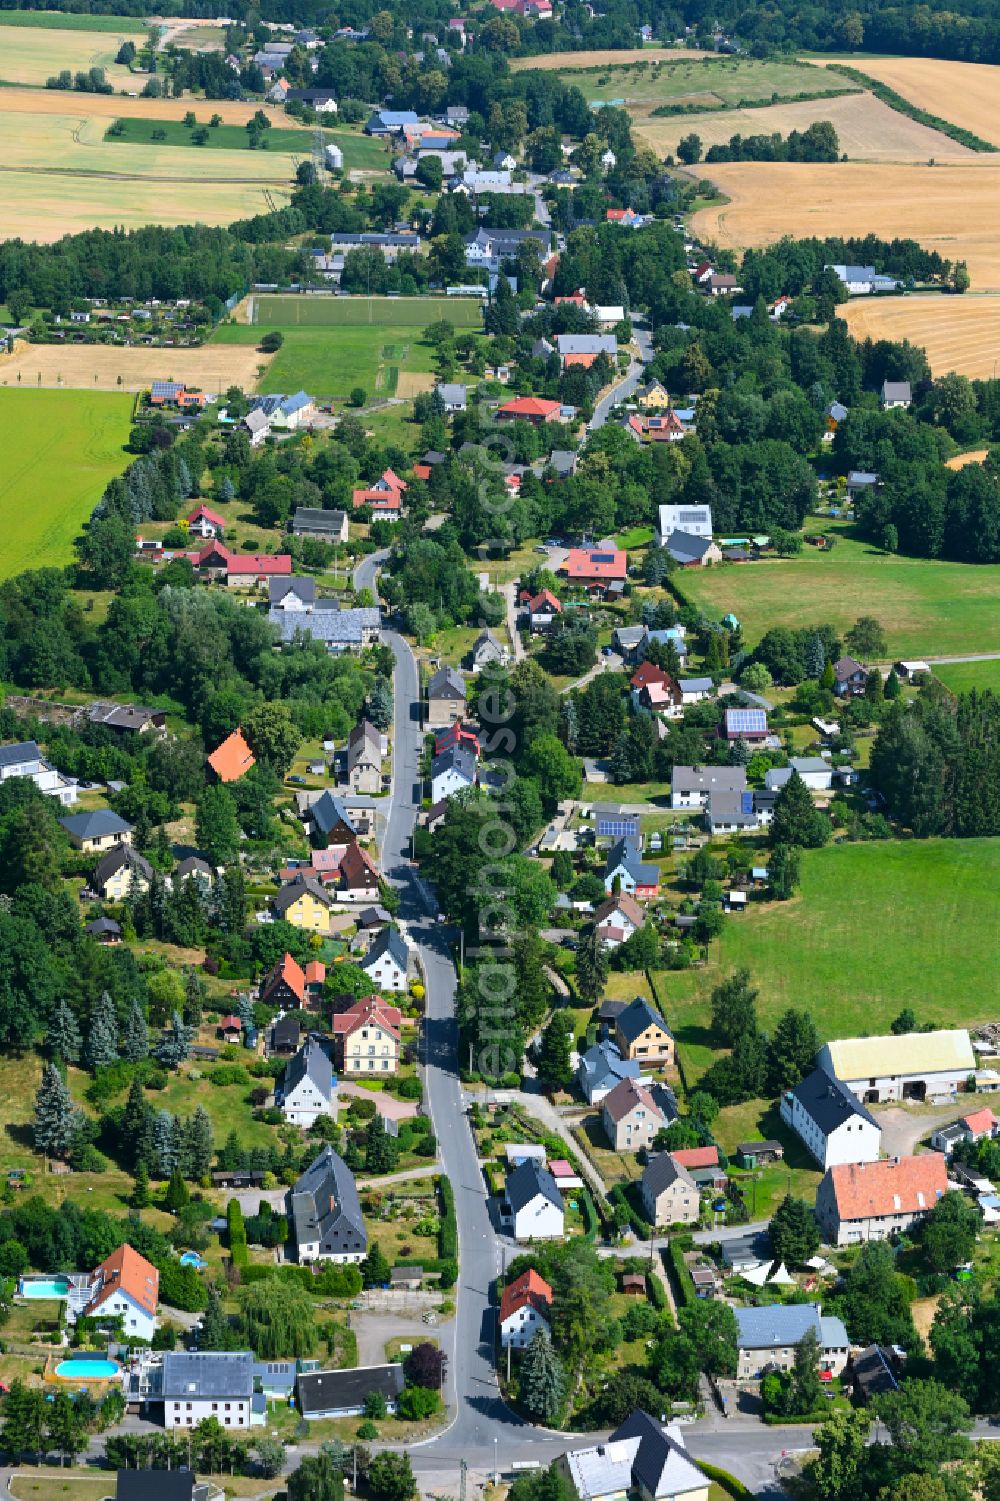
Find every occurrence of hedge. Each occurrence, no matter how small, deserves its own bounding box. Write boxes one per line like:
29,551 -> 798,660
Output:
698,1463 -> 750,1497
227,1198 -> 248,1267
437,1175 -> 457,1261
239,1262 -> 363,1296
666,1239 -> 696,1307
827,64 -> 998,152
579,1188 -> 599,1240
647,1272 -> 667,1311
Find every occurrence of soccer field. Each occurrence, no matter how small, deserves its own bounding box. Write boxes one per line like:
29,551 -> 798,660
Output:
252,295 -> 484,328
0,390 -> 132,577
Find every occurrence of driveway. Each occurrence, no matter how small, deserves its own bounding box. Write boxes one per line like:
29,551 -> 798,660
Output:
339,1078 -> 419,1121
589,318 -> 653,430
874,1100 -> 965,1157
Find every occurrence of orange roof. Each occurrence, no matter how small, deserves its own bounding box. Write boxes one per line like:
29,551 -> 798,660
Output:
563,352 -> 598,369
188,504 -> 226,527
305,961 -> 326,985
263,951 -> 306,1004
828,1154 -> 948,1221
497,396 -> 561,419
219,1014 -> 242,1031
559,546 -> 627,582
226,554 -> 292,576
412,464 -> 432,481
208,728 -> 255,783
529,589 -> 561,612
963,1107 -> 996,1135
379,468 -> 407,492
630,661 -> 669,690
500,1268 -> 552,1325
671,1146 -> 719,1170
332,994 -> 401,1040
86,1243 -> 159,1319
353,487 -> 403,510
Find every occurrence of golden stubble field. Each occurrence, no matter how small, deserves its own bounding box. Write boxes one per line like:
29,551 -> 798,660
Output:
0,21 -> 136,86
639,90 -> 973,161
0,340 -> 275,395
509,46 -> 705,70
844,295 -> 1000,379
691,160 -> 1000,291
813,55 -> 1000,149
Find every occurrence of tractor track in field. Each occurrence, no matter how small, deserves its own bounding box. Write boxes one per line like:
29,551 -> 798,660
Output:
0,162 -> 288,184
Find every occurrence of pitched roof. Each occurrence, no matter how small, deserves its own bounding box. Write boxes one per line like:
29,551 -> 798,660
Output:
560,546 -> 627,581
208,728 -> 255,783
161,1351 -> 255,1400
664,530 -> 714,562
962,1106 -> 997,1135
497,396 -> 561,418
723,707 -> 767,735
578,1041 -> 640,1095
187,504 -> 226,528
282,1035 -> 335,1102
332,995 -> 401,1040
431,743 -> 477,784
611,1411 -> 706,1500
672,765 -> 747,794
605,838 -> 659,887
832,655 -> 866,678
735,1302 -> 823,1350
500,1268 -> 553,1325
86,1242 -> 159,1319
616,996 -> 671,1044
603,1075 -> 667,1125
94,842 -> 153,887
339,841 -> 380,889
670,1146 -> 718,1170
791,1067 -> 879,1134
274,874 -> 333,915
262,951 -> 306,1005
826,1154 -> 949,1221
593,892 -> 644,928
60,809 -> 132,841
506,1158 -> 562,1215
821,1029 -> 975,1082
309,790 -> 357,837
427,665 -> 466,700
290,1144 -> 366,1251
362,925 -> 408,974
641,1152 -> 698,1199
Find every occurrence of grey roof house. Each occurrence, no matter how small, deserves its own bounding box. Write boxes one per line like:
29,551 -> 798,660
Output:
298,1364 -> 404,1419
277,1036 -> 337,1127
577,1040 -> 641,1104
289,1145 -> 367,1263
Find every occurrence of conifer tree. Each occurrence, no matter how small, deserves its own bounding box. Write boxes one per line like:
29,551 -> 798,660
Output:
33,1064 -> 82,1160
85,990 -> 119,1070
46,1000 -> 81,1064
121,997 -> 149,1062
519,1330 -> 566,1424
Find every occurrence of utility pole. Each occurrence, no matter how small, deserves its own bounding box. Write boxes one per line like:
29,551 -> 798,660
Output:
459,1458 -> 467,1501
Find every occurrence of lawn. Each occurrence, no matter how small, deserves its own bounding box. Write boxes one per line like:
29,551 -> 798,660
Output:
252,294 -> 483,328
0,391 -> 132,578
681,521 -> 1000,657
0,10 -> 146,28
518,53 -> 856,113
934,659 -> 1000,695
660,838 -> 1000,1082
11,1472 -> 116,1501
211,321 -> 439,399
103,116 -> 381,169
710,1097 -> 821,1219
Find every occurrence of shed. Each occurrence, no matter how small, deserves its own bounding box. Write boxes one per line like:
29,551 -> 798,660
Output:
621,1272 -> 646,1296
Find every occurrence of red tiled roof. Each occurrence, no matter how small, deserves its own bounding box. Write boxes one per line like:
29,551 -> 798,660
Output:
353,487 -> 403,510
412,464 -> 432,481
529,589 -> 561,612
263,951 -> 306,1004
603,1076 -> 665,1124
208,728 -> 255,783
563,352 -> 598,369
671,1146 -> 719,1169
630,661 -> 669,691
226,554 -> 292,576
305,961 -> 326,985
963,1107 -> 996,1136
332,995 -> 401,1040
187,505 -> 226,528
219,1014 -> 242,1031
829,1154 -> 948,1221
86,1243 -> 159,1319
560,547 -> 627,582
499,1268 -> 552,1325
497,396 -> 561,419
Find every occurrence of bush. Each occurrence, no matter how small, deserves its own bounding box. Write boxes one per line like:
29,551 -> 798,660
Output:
667,1239 -> 696,1307
437,1176 -> 457,1261
357,1420 -> 379,1440
227,1198 -> 248,1267
395,1076 -> 422,1100
397,1385 -> 441,1421
210,1063 -> 250,1086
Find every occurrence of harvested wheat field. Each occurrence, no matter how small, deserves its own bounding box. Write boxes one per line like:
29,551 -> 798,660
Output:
510,46 -> 703,70
844,295 -> 1000,378
0,86 -> 292,127
946,450 -> 988,469
813,56 -> 1000,149
0,21 -> 135,86
640,90 -> 972,161
395,371 -> 436,398
0,340 -> 274,394
691,160 -> 1000,290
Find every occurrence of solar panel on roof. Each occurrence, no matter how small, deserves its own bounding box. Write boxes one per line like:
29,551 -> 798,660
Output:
727,708 -> 766,731
741,792 -> 754,814
592,552 -> 616,563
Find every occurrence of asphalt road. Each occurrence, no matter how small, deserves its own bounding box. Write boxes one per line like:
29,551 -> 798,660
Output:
589,318 -> 654,431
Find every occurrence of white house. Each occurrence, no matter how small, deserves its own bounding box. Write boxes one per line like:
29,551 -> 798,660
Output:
505,1159 -> 564,1241
657,504 -> 712,542
780,1067 -> 882,1170
289,1145 -> 367,1263
430,743 -> 476,803
499,1268 -> 552,1349
82,1244 -> 159,1342
0,741 -> 78,805
277,1037 -> 337,1127
160,1352 -> 262,1429
670,765 -> 746,809
816,1029 -> 976,1105
359,926 -> 409,992
593,891 -> 644,948
561,1411 -> 709,1501
815,1154 -> 949,1246
765,757 -> 833,792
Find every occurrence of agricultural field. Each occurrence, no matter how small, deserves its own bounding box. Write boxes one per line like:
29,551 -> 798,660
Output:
844,294 -> 1000,379
250,294 -> 484,327
814,55 -> 1000,150
0,17 -> 136,85
510,46 -> 705,70
0,10 -> 146,29
0,339 -> 274,394
0,389 -> 132,577
104,114 -> 387,169
680,520 -> 1000,657
661,838 -> 1000,1081
0,86 -> 290,126
641,89 -> 972,161
690,159 -> 1000,291
211,319 -> 440,400
934,659 -> 1000,695
946,448 -> 990,469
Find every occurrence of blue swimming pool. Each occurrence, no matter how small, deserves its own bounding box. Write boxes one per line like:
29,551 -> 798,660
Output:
179,1251 -> 207,1268
55,1359 -> 119,1381
19,1278 -> 71,1299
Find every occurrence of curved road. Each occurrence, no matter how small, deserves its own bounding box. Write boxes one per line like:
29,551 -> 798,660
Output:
589,317 -> 654,431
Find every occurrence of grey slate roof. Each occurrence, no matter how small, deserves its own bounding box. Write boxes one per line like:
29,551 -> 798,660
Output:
274,874 -> 333,915
0,740 -> 40,768
161,1351 -> 255,1400
427,665 -> 466,700
641,1151 -> 698,1199
616,995 -> 672,1045
613,1410 -> 707,1500
506,1158 -> 562,1216
362,924 -> 408,974
270,576 -> 316,607
791,1067 -> 879,1134
281,1035 -> 335,1102
298,1363 -> 404,1416
735,1303 -> 831,1349
431,743 -> 476,784
578,1040 -> 640,1096
290,1144 -> 367,1256
270,607 -> 380,646
94,842 -> 153,887
308,790 -> 356,838
672,765 -> 747,795
60,809 -> 132,841
664,530 -> 714,562
292,507 -> 348,535
605,837 -> 659,886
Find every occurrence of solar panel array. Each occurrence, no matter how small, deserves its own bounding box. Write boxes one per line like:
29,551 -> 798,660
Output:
592,552 -> 617,563
726,708 -> 767,733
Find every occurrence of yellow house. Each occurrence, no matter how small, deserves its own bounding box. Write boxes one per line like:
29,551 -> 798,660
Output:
334,997 -> 401,1074
634,379 -> 671,411
60,809 -> 134,853
273,875 -> 333,933
614,996 -> 675,1067
94,843 -> 152,901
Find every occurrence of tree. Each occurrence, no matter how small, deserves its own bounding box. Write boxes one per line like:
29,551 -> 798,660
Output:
364,1390 -> 387,1420
243,703 -> 301,777
768,1008 -> 820,1091
46,1389 -> 87,1466
0,1379 -> 47,1459
921,1190 -> 979,1273
361,1241 -> 390,1289
768,843 -> 800,900
885,669 -> 901,700
769,770 -> 830,848
519,1329 -> 566,1425
537,1011 -> 574,1089
367,1453 -> 416,1501
891,1007 -> 918,1035
405,1342 -> 447,1390
155,1011 -> 193,1069
600,1371 -> 666,1426
46,999 -> 81,1063
367,678 -> 393,731
239,1276 -> 319,1360
741,661 -> 772,694
184,1105 -> 213,1179
840,1241 -> 917,1346
677,133 -> 702,164
770,1194 -> 820,1265
288,1451 -> 345,1501
575,927 -> 609,1006
874,1379 -> 971,1474
846,615 -> 887,659
788,1327 -> 823,1416
121,997 -> 149,1062
397,1385 -> 441,1420
677,1299 -> 738,1376
131,1162 -> 150,1208
33,1063 -> 81,1160
86,989 -> 119,1069
710,968 -> 758,1046
254,1437 -> 285,1478
364,1113 -> 399,1175
811,1408 -> 870,1501
196,784 -> 240,866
